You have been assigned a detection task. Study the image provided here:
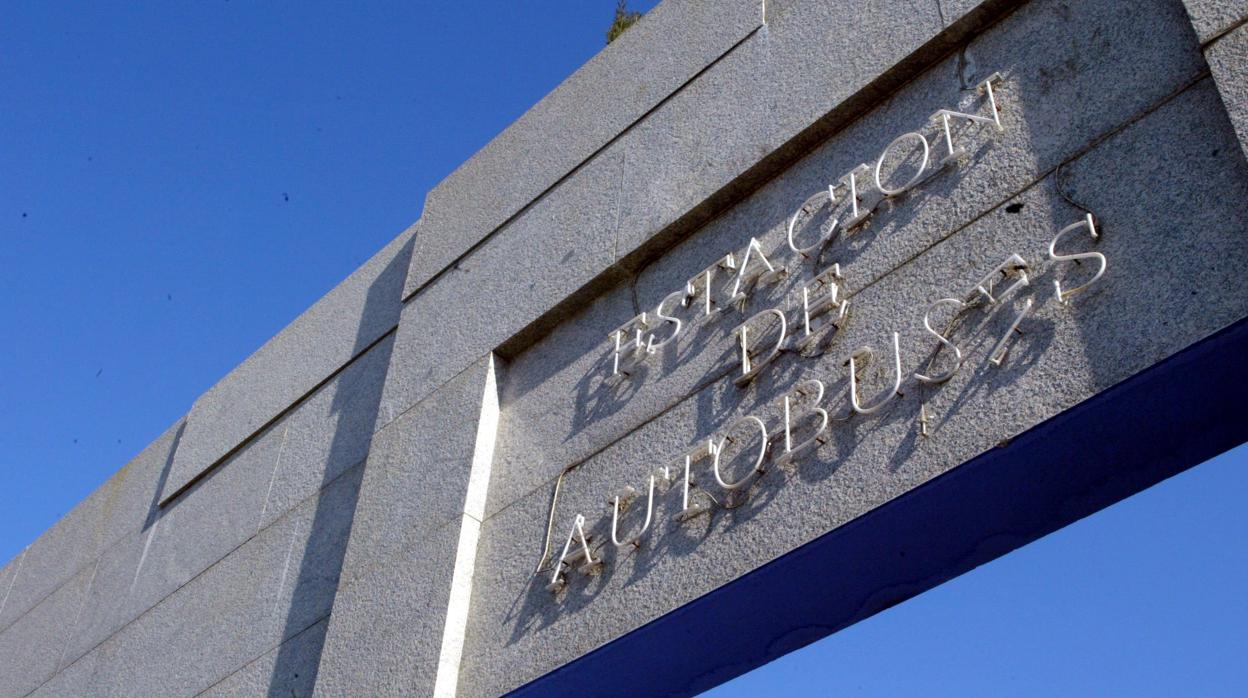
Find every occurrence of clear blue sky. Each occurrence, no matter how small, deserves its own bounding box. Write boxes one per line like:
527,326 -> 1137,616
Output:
1,2 -> 1243,695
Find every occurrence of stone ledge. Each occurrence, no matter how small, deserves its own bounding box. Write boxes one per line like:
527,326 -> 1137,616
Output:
162,224 -> 415,504
1205,20 -> 1248,160
1182,0 -> 1248,44
404,0 -> 766,299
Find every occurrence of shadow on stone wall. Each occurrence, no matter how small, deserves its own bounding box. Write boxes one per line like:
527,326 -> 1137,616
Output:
494,0 -> 1248,670
264,235 -> 413,695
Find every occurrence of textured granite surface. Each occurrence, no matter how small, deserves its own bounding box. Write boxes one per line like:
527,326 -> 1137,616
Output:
15,465 -> 362,698
1207,21 -> 1248,160
459,75 -> 1248,697
405,0 -> 764,297
485,0 -> 1207,521
0,420 -> 182,634
314,520 -> 461,697
9,0 -> 1248,695
164,225 -> 414,502
1181,0 -> 1248,42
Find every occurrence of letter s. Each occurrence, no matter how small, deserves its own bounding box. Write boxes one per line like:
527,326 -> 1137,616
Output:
1048,213 -> 1106,304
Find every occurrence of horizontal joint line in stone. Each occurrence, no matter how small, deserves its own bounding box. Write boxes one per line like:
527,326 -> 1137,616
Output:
401,25 -> 766,305
160,325 -> 397,507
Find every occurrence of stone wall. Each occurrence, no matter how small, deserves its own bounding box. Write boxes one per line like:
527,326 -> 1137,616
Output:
4,1 -> 1248,696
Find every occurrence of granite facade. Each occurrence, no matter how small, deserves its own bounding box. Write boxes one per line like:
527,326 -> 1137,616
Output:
5,0 -> 1247,696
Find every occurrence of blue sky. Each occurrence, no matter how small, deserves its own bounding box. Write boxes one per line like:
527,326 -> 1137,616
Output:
1,2 -> 1243,695
0,0 -> 653,559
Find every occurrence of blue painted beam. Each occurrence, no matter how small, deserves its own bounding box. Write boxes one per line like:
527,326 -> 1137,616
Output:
510,317 -> 1248,697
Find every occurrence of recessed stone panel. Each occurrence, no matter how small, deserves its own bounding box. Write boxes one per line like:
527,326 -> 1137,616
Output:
461,75 -> 1248,696
380,147 -> 623,426
488,0 -> 1209,521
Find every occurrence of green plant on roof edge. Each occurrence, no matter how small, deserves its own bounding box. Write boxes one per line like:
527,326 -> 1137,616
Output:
607,0 -> 643,44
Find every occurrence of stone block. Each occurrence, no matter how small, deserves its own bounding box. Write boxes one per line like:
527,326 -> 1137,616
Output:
0,563 -> 94,698
609,0 -> 947,257
1,418 -> 183,634
406,0 -> 764,296
314,518 -> 461,698
29,648 -> 100,698
1182,0 -> 1248,43
55,535 -> 146,677
0,491 -> 101,634
257,333 -> 395,531
935,0 -> 1035,32
0,551 -> 23,626
483,0 -> 1210,520
164,225 -> 415,503
124,420 -> 284,603
59,420 -> 284,669
341,355 -> 488,585
1207,22 -> 1248,160
68,464 -> 362,697
199,618 -> 328,697
485,284 -> 636,518
61,332 -> 395,671
381,145 -> 623,425
91,419 -> 185,559
616,0 -> 1202,262
458,76 -> 1248,697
